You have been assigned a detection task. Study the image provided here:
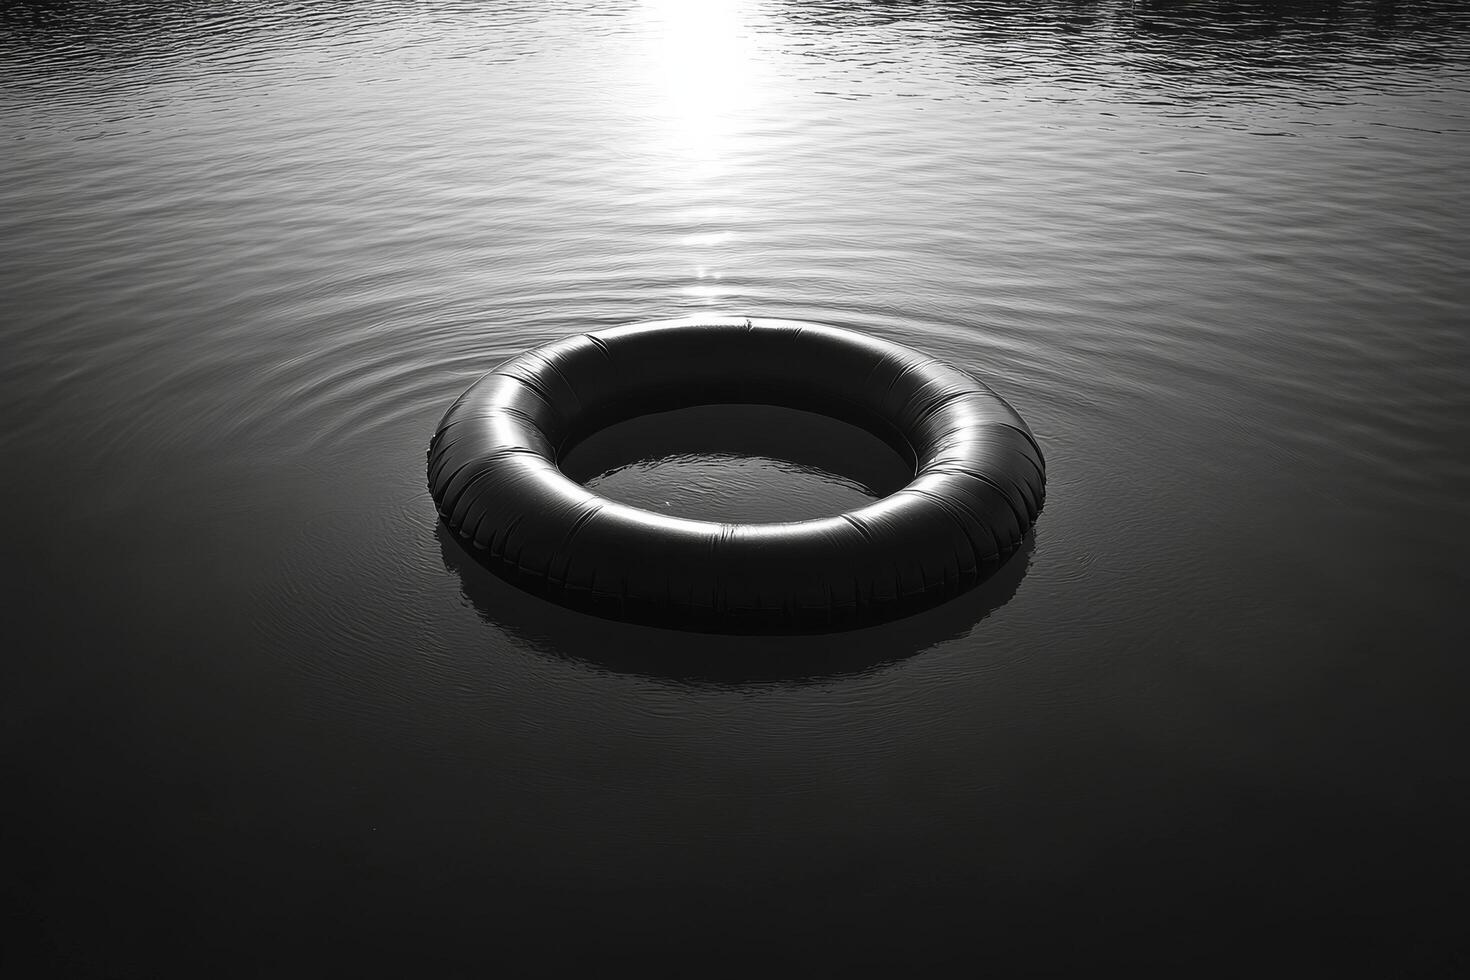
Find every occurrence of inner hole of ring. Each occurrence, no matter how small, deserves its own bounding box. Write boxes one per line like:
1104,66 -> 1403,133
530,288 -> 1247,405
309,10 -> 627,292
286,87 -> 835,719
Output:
558,403 -> 914,523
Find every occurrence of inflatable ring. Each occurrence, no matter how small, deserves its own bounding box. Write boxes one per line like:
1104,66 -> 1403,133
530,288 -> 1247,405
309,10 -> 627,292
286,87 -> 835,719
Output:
428,317 -> 1045,632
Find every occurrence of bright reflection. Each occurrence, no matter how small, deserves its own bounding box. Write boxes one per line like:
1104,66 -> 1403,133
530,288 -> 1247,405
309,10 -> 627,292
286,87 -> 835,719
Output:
635,0 -> 767,304
637,0 -> 766,183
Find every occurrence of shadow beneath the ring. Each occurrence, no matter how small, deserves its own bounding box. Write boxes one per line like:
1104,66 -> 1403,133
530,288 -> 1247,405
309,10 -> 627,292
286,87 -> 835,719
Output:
438,520 -> 1037,687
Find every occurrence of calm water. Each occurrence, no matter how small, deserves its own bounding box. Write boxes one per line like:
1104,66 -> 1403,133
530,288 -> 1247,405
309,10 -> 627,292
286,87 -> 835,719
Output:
4,0 -> 1469,974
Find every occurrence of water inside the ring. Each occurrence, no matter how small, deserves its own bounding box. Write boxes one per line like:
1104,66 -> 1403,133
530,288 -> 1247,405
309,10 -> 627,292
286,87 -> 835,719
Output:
560,403 -> 913,522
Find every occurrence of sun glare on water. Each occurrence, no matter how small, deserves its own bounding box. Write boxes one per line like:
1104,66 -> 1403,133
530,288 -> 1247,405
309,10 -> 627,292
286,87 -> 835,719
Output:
634,0 -> 773,302
637,0 -> 767,184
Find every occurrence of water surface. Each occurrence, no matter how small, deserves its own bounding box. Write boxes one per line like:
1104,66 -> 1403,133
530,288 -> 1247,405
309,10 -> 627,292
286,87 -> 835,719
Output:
3,1 -> 1468,974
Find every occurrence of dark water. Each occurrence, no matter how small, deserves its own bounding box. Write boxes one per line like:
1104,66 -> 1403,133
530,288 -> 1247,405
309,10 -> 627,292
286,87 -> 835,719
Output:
4,0 -> 1469,974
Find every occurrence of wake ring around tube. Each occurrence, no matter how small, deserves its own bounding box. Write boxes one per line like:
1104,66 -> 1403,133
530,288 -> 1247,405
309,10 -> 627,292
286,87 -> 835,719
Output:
427,316 -> 1046,633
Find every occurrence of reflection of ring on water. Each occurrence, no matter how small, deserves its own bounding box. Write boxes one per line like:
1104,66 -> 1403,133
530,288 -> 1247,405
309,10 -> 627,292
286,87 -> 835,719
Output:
438,521 -> 1036,686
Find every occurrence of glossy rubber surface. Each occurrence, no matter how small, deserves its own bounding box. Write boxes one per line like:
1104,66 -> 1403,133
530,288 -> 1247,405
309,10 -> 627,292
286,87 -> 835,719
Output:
428,317 -> 1045,631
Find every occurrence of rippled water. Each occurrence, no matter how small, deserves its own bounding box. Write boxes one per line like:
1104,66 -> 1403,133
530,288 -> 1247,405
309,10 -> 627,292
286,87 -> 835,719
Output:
4,0 -> 1468,974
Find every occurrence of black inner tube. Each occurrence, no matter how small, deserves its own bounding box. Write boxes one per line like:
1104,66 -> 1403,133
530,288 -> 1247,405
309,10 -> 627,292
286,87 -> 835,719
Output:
428,316 -> 1046,633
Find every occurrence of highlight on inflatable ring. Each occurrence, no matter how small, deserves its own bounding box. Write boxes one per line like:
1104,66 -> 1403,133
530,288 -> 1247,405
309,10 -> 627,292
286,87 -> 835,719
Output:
428,317 -> 1045,632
